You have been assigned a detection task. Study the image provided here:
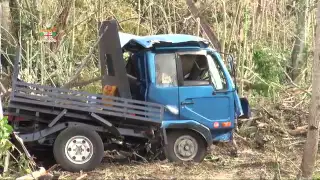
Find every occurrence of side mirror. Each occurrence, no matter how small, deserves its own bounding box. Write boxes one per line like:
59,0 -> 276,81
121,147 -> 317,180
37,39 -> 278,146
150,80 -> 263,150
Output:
165,105 -> 179,115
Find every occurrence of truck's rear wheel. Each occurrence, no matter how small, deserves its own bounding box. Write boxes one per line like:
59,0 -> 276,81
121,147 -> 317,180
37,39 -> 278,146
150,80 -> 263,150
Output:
164,130 -> 206,162
53,127 -> 104,172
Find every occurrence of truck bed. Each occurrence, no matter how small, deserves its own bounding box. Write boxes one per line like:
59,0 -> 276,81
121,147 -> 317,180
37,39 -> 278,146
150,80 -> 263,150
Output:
8,81 -> 164,126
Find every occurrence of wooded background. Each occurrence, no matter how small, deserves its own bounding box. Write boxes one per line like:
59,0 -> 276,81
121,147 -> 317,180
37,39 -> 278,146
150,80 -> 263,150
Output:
0,0 -> 320,179
0,0 -> 316,101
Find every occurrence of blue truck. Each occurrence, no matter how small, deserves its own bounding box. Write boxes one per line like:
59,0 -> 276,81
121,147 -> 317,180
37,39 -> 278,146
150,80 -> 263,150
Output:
6,20 -> 250,172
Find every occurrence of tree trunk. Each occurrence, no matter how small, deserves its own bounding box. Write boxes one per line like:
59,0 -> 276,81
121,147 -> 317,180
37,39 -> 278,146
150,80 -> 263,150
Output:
297,1 -> 320,179
0,1 -> 12,45
185,0 -> 221,52
290,0 -> 309,83
8,0 -> 19,42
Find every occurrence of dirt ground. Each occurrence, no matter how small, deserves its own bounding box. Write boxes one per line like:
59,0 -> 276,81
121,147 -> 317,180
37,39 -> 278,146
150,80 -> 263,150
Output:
13,89 -> 320,180
50,138 -> 309,180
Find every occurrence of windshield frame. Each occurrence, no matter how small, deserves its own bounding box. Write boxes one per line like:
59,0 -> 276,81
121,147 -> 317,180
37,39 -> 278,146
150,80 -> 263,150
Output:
206,50 -> 234,91
206,54 -> 227,90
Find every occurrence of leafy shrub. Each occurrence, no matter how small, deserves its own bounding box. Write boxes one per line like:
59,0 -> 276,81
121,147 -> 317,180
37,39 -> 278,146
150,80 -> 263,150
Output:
0,116 -> 35,177
0,116 -> 13,172
252,46 -> 288,96
0,116 -> 13,154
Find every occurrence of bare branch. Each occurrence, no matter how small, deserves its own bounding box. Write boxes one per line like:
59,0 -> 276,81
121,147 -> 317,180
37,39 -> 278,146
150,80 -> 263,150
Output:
63,76 -> 102,89
62,25 -> 108,88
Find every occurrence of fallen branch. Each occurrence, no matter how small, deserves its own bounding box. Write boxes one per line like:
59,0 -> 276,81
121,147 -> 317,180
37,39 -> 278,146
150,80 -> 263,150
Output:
76,173 -> 88,180
62,25 -> 108,88
283,68 -> 311,96
0,81 -> 7,94
47,164 -> 58,172
234,132 -> 251,146
63,76 -> 102,89
3,151 -> 10,173
133,151 -> 148,163
287,125 -> 308,136
286,140 -> 306,147
16,167 -> 46,180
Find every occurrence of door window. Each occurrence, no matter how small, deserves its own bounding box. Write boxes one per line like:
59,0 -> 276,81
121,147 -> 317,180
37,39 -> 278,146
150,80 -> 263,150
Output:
155,53 -> 178,87
206,54 -> 228,90
178,53 -> 227,90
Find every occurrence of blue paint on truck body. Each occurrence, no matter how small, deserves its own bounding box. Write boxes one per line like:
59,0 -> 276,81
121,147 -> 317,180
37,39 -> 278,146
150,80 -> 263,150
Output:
121,33 -> 249,144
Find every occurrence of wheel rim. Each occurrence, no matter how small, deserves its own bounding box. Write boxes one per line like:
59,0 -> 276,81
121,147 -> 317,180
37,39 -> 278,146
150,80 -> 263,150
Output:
65,136 -> 94,164
173,135 -> 198,161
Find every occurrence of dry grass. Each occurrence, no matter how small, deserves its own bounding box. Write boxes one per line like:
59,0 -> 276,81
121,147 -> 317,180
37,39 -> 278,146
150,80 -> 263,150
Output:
51,143 -> 303,180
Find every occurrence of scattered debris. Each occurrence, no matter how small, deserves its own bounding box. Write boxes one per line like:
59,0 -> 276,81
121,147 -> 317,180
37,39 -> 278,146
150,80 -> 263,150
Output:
12,132 -> 35,165
7,87 -> 313,179
16,167 -> 46,180
287,125 -> 308,136
76,172 -> 87,180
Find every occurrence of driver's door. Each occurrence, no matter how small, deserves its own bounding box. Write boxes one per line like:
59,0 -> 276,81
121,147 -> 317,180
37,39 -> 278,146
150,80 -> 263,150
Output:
177,51 -> 234,129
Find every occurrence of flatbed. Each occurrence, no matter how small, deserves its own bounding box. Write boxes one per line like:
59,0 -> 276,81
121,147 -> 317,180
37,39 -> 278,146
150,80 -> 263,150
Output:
7,79 -> 164,140
10,81 -> 163,124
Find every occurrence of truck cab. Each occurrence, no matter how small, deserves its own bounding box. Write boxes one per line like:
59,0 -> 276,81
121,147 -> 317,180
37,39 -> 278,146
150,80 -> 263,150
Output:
120,34 -> 247,161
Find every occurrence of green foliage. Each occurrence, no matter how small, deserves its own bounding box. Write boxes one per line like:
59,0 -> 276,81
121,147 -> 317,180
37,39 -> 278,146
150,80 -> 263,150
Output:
0,116 -> 13,152
0,116 -> 14,173
313,172 -> 320,180
252,46 -> 288,96
0,116 -> 34,176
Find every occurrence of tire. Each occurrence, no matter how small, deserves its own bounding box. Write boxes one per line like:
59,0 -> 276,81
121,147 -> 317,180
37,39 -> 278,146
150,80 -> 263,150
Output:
164,130 -> 207,162
53,126 -> 104,172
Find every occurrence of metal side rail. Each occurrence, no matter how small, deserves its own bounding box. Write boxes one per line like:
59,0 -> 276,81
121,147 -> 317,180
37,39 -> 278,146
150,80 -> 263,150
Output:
10,81 -> 164,124
16,121 -> 145,142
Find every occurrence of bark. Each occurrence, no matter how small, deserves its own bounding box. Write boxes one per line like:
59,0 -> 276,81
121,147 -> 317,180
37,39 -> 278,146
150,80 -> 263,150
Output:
8,0 -> 19,42
63,76 -> 102,89
297,1 -> 320,179
290,0 -> 309,83
50,0 -> 72,51
0,1 -> 12,44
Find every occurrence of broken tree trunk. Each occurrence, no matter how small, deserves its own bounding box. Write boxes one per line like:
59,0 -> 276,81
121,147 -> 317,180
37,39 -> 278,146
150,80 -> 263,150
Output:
297,1 -> 320,179
289,0 -> 309,83
185,0 -> 221,52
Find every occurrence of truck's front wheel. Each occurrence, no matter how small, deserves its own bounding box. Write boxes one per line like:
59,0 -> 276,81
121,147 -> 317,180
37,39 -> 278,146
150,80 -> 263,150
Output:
53,126 -> 104,172
164,130 -> 206,162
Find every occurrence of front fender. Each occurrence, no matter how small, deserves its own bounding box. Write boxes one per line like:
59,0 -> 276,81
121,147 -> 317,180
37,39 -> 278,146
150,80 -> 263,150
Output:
161,120 -> 212,146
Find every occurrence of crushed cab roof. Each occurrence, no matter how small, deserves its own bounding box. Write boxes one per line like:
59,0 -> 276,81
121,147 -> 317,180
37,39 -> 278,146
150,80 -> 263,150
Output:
119,33 -> 210,51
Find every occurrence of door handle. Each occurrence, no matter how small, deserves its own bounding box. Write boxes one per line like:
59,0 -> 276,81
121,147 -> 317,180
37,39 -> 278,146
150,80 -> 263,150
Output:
181,100 -> 194,105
